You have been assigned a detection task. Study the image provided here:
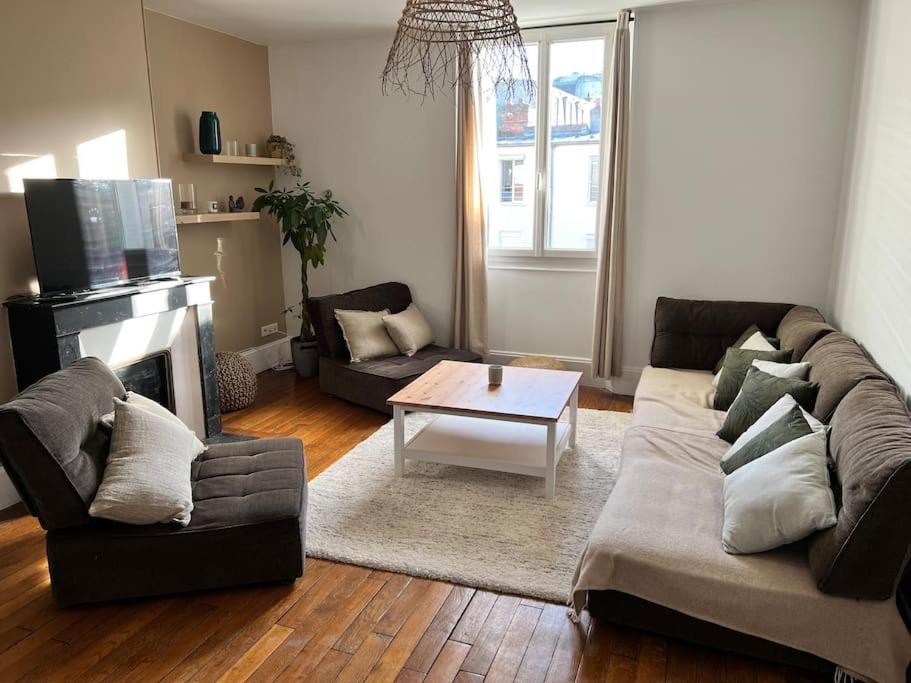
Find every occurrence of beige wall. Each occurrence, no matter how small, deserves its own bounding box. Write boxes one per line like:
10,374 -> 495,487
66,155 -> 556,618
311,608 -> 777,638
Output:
144,10 -> 286,351
0,0 -> 159,402
828,0 -> 911,396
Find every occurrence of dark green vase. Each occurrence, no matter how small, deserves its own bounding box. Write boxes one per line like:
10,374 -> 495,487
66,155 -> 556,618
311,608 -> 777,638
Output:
199,111 -> 221,155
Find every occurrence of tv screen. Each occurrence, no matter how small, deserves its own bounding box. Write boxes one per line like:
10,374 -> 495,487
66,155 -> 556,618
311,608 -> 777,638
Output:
23,178 -> 181,294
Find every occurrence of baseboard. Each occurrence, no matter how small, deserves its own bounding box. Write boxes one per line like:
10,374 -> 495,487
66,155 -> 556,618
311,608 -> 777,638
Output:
488,350 -> 642,397
239,336 -> 293,374
0,468 -> 20,510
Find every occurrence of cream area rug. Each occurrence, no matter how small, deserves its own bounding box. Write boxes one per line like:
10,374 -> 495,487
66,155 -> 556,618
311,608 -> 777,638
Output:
306,408 -> 630,603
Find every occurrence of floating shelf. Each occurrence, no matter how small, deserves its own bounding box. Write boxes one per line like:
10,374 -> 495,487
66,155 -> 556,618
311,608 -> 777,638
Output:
184,153 -> 286,167
176,212 -> 260,225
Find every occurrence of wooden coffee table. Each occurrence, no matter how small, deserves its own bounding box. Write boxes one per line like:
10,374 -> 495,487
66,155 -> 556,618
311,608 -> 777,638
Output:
387,360 -> 582,498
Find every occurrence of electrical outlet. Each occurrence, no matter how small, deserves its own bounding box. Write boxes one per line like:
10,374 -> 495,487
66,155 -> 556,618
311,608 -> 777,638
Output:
260,322 -> 279,337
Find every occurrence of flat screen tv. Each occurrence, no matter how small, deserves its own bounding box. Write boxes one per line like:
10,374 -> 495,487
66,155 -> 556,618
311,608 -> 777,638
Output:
23,178 -> 181,294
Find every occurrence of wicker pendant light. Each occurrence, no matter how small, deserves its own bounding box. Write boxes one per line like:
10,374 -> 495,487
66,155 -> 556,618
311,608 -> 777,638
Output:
382,0 -> 534,99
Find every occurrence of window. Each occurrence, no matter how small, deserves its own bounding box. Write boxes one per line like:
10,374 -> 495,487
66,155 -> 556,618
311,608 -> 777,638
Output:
480,25 -> 611,264
588,156 -> 600,204
500,157 -> 525,203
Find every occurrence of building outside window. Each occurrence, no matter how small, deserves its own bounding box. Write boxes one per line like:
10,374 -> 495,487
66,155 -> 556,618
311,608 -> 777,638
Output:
500,157 -> 526,204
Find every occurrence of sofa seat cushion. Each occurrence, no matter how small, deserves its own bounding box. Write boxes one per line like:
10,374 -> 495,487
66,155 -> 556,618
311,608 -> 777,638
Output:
45,437 -> 307,606
571,369 -> 910,682
632,367 -> 723,437
808,379 -> 911,599
189,438 -> 306,531
346,345 -> 482,381
802,333 -> 886,422
776,305 -> 835,362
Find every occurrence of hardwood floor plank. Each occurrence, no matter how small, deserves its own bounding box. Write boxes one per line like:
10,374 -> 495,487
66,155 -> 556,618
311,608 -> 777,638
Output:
450,590 -> 498,645
606,654 -> 638,683
666,641 -> 699,683
336,632 -> 393,683
275,576 -> 386,680
335,573 -> 413,654
375,578 -> 435,637
515,603 -> 567,683
608,623 -> 641,660
218,624 -> 294,682
396,668 -> 428,683
425,640 -> 471,683
404,586 -> 475,672
575,618 -> 613,683
364,582 -> 453,682
544,609 -> 591,683
312,648 -> 353,682
460,594 -> 521,675
635,634 -> 668,683
485,604 -> 541,682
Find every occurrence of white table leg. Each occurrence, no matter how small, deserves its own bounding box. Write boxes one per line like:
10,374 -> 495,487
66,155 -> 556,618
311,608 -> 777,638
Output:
569,386 -> 579,449
393,405 -> 405,476
545,421 -> 556,499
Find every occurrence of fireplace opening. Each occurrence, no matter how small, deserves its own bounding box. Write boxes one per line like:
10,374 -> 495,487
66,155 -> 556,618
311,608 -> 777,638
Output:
114,351 -> 175,412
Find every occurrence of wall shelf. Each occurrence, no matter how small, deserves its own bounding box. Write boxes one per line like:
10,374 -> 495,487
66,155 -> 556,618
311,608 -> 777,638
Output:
184,153 -> 286,166
176,212 -> 260,225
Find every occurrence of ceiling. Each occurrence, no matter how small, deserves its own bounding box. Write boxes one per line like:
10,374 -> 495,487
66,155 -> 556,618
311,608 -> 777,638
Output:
143,0 -> 690,46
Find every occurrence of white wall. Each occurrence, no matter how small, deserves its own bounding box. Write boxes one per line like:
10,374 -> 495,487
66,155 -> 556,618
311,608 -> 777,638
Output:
828,0 -> 911,395
269,36 -> 457,342
621,0 -> 862,388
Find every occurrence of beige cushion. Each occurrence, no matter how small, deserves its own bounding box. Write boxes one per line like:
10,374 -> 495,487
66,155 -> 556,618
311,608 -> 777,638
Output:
335,308 -> 399,362
89,398 -> 198,526
100,391 -> 206,457
382,304 -> 434,357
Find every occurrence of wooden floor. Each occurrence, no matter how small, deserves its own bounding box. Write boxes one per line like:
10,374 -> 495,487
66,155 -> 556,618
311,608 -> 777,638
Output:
0,370 -> 824,682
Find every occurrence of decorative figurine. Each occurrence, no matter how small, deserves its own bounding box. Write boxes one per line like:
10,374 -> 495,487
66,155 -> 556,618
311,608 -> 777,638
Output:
235,195 -> 245,211
228,195 -> 236,213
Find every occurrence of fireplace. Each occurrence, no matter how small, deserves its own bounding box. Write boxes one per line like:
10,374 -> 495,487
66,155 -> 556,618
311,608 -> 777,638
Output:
4,276 -> 221,437
114,352 -> 175,413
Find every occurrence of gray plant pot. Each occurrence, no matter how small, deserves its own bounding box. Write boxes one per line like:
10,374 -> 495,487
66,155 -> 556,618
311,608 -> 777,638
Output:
290,337 -> 319,378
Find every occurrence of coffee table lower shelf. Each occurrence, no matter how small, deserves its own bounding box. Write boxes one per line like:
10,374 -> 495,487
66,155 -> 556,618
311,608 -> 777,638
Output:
394,412 -> 573,497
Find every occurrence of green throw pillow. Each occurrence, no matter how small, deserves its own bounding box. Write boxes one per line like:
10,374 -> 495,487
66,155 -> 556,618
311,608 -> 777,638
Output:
717,367 -> 819,444
713,325 -> 780,373
713,348 -> 793,411
720,403 -> 813,474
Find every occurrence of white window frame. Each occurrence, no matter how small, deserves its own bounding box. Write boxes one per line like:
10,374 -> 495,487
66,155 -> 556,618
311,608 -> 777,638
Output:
488,23 -> 614,272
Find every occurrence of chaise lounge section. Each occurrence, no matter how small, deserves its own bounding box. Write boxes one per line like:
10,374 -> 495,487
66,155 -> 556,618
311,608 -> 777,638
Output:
573,298 -> 911,681
308,282 -> 482,414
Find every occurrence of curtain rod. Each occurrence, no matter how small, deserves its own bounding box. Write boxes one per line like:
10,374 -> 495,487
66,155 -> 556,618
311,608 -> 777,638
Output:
521,15 -> 634,30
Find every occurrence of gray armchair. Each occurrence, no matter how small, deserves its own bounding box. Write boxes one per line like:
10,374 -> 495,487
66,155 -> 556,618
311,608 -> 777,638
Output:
0,358 -> 307,606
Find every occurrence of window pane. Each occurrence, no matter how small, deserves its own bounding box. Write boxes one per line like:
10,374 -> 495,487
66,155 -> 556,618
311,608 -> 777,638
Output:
546,39 -> 605,251
483,44 -> 538,250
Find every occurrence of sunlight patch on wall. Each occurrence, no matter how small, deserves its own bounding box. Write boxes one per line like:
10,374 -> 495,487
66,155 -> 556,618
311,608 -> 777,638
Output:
3,154 -> 57,193
77,129 -> 129,179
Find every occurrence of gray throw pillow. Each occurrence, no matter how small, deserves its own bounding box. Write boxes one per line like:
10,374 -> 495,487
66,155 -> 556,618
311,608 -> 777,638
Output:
89,398 -> 198,526
723,431 -> 836,554
717,367 -> 819,444
721,403 -> 812,474
713,348 -> 793,411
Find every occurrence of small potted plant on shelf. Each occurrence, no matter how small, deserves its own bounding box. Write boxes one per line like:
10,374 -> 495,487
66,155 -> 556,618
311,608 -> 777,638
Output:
265,135 -> 301,178
253,180 -> 347,378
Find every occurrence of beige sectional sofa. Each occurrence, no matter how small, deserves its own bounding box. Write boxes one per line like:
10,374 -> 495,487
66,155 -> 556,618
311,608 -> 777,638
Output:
572,298 -> 911,681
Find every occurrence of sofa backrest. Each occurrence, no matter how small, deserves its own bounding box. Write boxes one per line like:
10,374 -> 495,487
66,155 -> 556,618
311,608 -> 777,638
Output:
803,333 -> 887,422
0,357 -> 124,530
808,378 -> 911,600
775,305 -> 836,362
650,297 -> 795,371
307,282 -> 413,360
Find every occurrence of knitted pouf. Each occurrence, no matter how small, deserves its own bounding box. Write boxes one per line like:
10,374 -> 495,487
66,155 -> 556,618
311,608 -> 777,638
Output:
216,351 -> 257,413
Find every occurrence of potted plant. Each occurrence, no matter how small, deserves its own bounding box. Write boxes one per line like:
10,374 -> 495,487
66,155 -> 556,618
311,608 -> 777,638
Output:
265,135 -> 301,178
252,180 -> 347,378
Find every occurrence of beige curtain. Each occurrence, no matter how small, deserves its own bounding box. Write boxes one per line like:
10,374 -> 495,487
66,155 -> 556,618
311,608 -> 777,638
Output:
592,10 -> 632,380
452,57 -> 489,358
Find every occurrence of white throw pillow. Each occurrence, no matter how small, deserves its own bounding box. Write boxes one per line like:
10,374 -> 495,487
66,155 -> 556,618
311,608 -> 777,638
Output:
100,391 -> 206,457
383,304 -> 434,357
722,430 -> 836,554
89,398 -> 197,526
751,359 -> 810,380
724,394 -> 825,469
713,331 -> 777,387
335,308 -> 399,362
